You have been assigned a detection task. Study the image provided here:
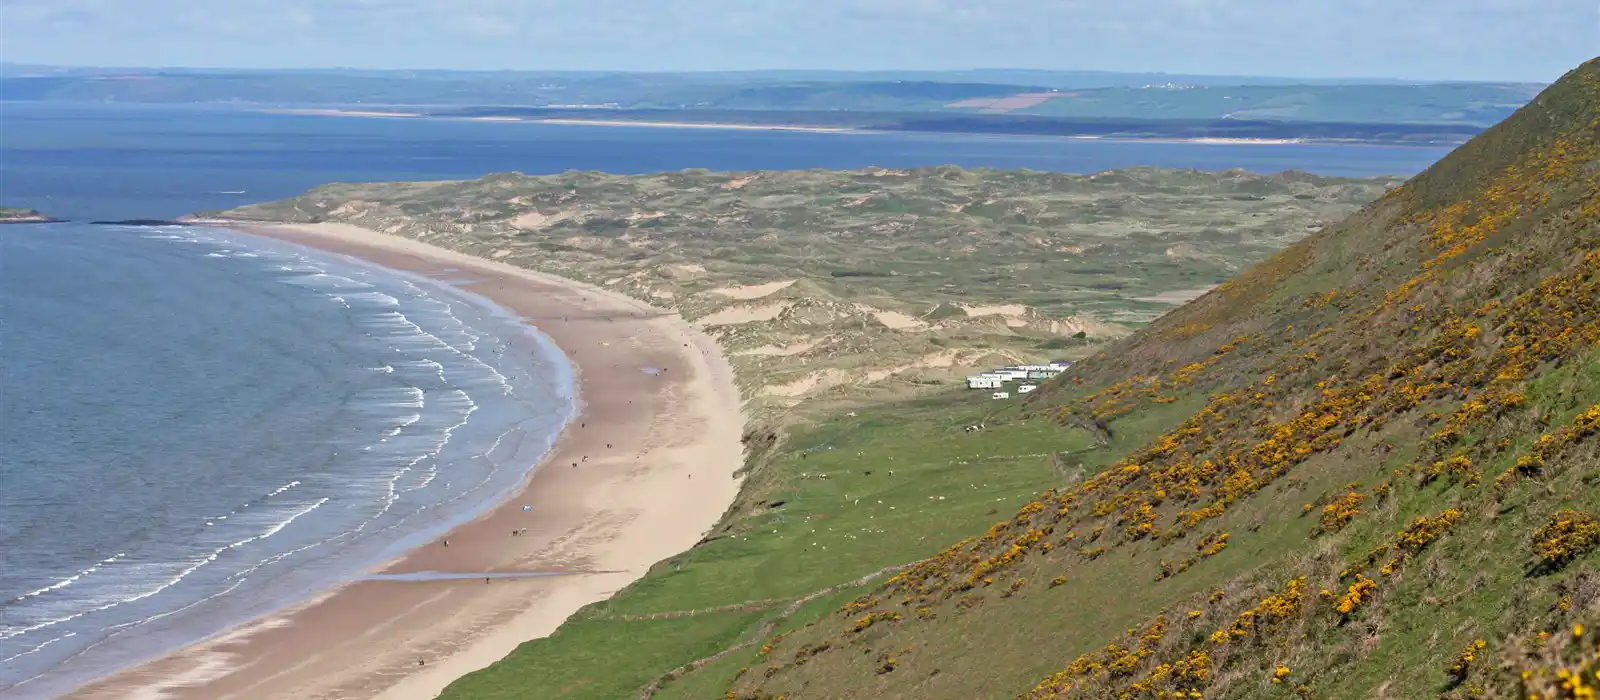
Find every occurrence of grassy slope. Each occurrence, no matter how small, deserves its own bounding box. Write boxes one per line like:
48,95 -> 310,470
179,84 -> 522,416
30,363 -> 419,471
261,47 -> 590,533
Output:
440,394 -> 1099,699
718,58 -> 1600,700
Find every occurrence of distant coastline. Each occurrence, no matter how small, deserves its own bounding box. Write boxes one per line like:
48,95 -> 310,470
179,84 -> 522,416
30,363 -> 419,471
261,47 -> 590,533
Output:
266,108 -> 1468,146
269,108 -> 856,133
0,208 -> 64,224
515,117 -> 856,133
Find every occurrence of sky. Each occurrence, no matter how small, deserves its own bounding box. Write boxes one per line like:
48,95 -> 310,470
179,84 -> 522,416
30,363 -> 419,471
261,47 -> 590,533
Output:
0,0 -> 1595,82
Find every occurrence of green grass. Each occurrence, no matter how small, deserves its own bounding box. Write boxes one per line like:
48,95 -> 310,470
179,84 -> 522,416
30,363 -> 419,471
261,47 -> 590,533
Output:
438,390 -> 1092,700
443,609 -> 769,699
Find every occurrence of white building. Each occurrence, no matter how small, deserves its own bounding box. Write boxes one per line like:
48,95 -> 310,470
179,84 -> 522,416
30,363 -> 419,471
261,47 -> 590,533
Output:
1017,384 -> 1038,394
991,391 -> 1010,400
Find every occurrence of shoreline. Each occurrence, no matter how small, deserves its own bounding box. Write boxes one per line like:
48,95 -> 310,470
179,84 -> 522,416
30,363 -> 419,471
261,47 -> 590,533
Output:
265,108 -> 1464,147
518,117 -> 856,133
65,221 -> 747,700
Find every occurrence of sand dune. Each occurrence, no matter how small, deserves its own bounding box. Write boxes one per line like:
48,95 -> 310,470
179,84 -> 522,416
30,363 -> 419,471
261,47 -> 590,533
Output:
696,302 -> 791,326
710,279 -> 797,300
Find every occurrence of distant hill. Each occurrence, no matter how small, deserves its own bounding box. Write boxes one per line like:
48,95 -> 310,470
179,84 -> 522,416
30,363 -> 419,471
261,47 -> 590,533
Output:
0,207 -> 62,223
0,64 -> 1542,128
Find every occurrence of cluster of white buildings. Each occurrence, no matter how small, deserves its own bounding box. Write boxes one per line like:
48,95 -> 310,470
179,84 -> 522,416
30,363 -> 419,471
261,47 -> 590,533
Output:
966,361 -> 1074,399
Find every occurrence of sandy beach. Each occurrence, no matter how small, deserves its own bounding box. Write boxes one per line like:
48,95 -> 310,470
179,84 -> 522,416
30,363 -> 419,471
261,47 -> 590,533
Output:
66,222 -> 746,700
267,108 -> 426,119
523,118 -> 855,133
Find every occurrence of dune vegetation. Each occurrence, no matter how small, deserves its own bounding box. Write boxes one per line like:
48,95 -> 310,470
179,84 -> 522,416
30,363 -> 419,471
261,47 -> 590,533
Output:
215,166 -> 1394,416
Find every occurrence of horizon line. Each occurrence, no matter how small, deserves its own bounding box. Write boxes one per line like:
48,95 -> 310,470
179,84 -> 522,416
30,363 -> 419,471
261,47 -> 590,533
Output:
0,61 -> 1545,86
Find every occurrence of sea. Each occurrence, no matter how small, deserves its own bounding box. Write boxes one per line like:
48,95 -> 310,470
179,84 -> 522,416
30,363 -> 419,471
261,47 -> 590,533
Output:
0,101 -> 1457,698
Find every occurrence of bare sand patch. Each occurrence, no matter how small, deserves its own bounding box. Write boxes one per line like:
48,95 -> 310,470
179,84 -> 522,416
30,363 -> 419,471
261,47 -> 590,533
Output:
855,304 -> 927,331
1136,286 -> 1218,305
329,201 -> 372,217
761,369 -> 850,397
696,302 -> 791,327
1049,317 -> 1128,338
710,280 -> 797,300
760,351 -> 969,397
511,211 -> 573,230
735,338 -> 824,357
863,350 -> 962,382
530,118 -> 853,133
960,303 -> 1029,317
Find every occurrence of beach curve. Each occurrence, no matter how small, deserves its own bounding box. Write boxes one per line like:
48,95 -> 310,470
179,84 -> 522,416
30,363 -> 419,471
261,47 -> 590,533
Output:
64,222 -> 747,700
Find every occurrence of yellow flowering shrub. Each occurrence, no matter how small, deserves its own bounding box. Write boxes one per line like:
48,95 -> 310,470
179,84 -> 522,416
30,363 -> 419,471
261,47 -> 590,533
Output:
1447,639 -> 1487,685
1319,491 -> 1366,533
1532,510 -> 1600,568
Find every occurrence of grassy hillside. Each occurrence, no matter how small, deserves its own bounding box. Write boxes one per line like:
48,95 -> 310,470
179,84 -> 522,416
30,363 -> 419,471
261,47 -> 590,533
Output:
714,57 -> 1600,700
214,167 -> 1392,413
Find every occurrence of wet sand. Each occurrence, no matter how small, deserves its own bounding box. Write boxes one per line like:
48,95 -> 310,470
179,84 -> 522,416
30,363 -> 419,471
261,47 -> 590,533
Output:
67,222 -> 745,700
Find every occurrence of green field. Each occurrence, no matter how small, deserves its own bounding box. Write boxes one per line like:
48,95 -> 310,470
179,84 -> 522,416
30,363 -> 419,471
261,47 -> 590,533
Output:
441,392 -> 1098,699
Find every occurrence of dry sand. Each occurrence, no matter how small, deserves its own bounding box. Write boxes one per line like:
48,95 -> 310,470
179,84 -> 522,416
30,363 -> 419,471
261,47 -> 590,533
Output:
67,222 -> 746,700
528,118 -> 853,133
710,279 -> 796,300
695,301 -> 791,327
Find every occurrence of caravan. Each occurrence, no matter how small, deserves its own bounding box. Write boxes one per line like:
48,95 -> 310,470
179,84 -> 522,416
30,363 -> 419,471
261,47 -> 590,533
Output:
967,374 -> 1005,389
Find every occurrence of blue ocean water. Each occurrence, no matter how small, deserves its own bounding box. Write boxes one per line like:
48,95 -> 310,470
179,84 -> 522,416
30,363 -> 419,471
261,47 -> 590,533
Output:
0,102 -> 1453,222
0,101 -> 1457,697
0,223 -> 575,697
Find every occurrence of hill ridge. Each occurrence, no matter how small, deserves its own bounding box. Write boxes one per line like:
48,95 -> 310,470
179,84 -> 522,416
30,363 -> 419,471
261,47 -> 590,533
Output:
728,58 -> 1599,700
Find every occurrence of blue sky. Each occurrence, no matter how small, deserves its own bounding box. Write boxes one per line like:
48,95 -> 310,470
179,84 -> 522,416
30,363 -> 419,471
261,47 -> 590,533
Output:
1,0 -> 1594,81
